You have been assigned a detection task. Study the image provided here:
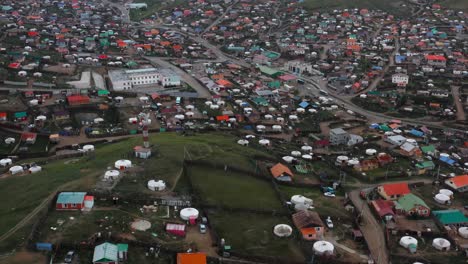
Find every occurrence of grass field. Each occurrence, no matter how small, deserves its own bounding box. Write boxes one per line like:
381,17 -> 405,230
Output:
208,211 -> 304,260
130,0 -> 185,21
188,165 -> 284,211
302,0 -> 411,16
278,185 -> 352,220
0,133 -> 272,252
434,0 -> 468,10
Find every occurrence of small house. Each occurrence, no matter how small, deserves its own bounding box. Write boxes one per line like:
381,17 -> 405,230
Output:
21,132 -> 37,144
395,194 -> 430,217
67,95 -> 90,106
377,182 -> 411,200
445,175 -> 468,193
166,223 -> 186,237
354,159 -> 379,172
134,146 -> 151,159
399,143 -> 422,157
371,199 -> 395,222
270,163 -> 294,182
433,210 -> 468,227
93,242 -> 128,264
56,192 -> 86,210
177,253 -> 206,264
292,210 -> 325,241
415,161 -> 435,175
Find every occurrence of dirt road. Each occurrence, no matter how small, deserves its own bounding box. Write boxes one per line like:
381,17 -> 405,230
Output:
349,190 -> 389,264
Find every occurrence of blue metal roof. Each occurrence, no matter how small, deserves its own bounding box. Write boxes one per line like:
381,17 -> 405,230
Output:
409,129 -> 424,137
299,101 -> 309,108
57,192 -> 86,204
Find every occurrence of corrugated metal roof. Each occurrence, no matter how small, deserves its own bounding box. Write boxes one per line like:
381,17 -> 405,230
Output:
57,192 -> 86,204
93,242 -> 118,262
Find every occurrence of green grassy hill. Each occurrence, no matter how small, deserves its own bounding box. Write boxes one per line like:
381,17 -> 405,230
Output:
434,0 -> 468,10
302,0 -> 410,16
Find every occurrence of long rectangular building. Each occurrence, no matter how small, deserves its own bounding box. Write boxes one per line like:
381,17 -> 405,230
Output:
108,68 -> 181,91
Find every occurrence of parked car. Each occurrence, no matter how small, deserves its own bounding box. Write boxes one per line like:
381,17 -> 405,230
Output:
64,251 -> 75,263
326,217 -> 333,229
199,224 -> 207,234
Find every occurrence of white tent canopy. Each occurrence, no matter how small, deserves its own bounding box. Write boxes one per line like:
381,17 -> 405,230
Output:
4,138 -> 15,144
282,156 -> 294,163
291,151 -> 301,157
0,158 -> 12,167
180,208 -> 199,221
273,224 -> 292,237
237,139 -> 249,146
459,227 -> 468,239
432,238 -> 450,251
83,144 -> 95,152
313,241 -> 334,256
9,165 -> 23,174
115,159 -> 132,170
104,170 -> 120,180
29,166 -> 42,173
434,194 -> 450,204
147,180 -> 166,191
399,236 -> 418,249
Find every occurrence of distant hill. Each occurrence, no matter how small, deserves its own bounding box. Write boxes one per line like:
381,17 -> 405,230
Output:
434,0 -> 468,10
302,0 -> 467,16
302,0 -> 411,16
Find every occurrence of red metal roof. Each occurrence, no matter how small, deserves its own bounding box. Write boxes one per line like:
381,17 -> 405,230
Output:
381,182 -> 410,196
450,175 -> 468,188
425,55 -> 446,61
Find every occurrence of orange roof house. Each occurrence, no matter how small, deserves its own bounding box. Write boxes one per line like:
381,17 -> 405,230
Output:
177,253 -> 206,264
270,163 -> 293,182
445,175 -> 468,193
292,210 -> 325,240
160,41 -> 171,47
216,79 -> 233,88
211,74 -> 224,80
377,182 -> 411,200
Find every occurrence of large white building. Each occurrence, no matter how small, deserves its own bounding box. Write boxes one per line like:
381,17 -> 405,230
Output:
392,73 -> 409,87
108,68 -> 181,91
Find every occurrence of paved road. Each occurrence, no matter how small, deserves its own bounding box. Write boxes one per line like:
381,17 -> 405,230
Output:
295,74 -> 468,132
201,0 -> 239,35
349,190 -> 389,264
451,86 -> 466,122
102,0 -> 131,23
143,56 -> 212,98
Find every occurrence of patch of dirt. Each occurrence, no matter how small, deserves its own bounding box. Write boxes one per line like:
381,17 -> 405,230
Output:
117,233 -> 137,241
0,251 -> 47,264
185,225 -> 218,257
130,219 -> 151,231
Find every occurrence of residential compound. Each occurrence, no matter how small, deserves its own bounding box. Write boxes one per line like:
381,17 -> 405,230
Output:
108,68 -> 181,91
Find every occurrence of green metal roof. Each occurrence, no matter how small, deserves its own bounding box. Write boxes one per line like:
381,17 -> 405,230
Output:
117,243 -> 128,252
416,161 -> 435,169
421,145 -> 436,154
93,242 -> 118,262
433,210 -> 468,225
97,90 -> 110,96
57,192 -> 86,204
395,194 -> 429,212
258,65 -> 281,76
14,112 -> 27,118
251,97 -> 269,106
